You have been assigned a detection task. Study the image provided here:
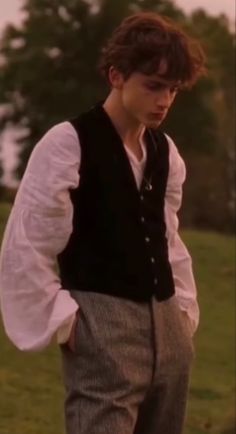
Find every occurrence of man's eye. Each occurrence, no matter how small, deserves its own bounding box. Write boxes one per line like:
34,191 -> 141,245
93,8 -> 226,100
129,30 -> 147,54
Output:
146,83 -> 180,93
146,83 -> 165,91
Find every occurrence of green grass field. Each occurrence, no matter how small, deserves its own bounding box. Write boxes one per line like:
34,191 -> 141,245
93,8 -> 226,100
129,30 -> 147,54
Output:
0,203 -> 235,434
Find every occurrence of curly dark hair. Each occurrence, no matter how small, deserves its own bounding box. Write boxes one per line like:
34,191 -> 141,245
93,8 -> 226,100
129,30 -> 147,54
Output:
98,12 -> 206,88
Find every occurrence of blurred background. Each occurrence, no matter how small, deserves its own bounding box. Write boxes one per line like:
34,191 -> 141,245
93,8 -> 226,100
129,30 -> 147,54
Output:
0,1 -> 235,434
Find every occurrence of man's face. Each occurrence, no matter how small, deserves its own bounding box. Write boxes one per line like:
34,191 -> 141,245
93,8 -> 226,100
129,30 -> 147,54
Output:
110,63 -> 180,129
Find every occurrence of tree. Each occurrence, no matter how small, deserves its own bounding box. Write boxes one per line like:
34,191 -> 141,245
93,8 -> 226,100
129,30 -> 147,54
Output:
184,10 -> 235,231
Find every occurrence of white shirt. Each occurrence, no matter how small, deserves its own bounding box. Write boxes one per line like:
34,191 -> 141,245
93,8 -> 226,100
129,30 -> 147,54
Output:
0,121 -> 199,351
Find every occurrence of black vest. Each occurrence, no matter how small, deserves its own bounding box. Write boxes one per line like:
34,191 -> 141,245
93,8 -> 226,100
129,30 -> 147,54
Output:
57,103 -> 175,302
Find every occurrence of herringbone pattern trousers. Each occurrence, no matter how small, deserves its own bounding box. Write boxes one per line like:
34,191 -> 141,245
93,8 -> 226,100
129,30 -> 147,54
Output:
60,291 -> 194,434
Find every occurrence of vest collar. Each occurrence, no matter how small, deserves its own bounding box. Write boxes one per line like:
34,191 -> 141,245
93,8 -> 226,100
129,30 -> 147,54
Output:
91,102 -> 158,195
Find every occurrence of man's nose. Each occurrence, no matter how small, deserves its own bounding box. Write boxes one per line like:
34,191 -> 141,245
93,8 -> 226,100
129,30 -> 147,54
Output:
156,88 -> 173,109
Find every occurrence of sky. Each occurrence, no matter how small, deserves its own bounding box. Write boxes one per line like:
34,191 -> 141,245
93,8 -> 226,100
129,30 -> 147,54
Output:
176,0 -> 235,19
0,0 -> 235,186
0,0 -> 235,31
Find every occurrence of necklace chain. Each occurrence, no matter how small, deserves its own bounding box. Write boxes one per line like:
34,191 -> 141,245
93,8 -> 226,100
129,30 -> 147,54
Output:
142,129 -> 157,191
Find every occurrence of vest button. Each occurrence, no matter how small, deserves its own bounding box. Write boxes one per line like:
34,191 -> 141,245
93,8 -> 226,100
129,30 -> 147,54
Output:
154,278 -> 158,285
150,257 -> 155,263
141,216 -> 145,223
145,237 -> 150,243
140,195 -> 144,201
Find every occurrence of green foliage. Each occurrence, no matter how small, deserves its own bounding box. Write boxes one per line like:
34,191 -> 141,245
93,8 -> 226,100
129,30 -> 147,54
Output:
189,10 -> 235,148
184,11 -> 235,232
164,78 -> 219,154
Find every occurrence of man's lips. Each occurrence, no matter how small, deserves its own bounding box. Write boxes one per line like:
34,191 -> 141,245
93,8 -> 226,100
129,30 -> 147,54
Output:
152,111 -> 166,115
149,112 -> 165,119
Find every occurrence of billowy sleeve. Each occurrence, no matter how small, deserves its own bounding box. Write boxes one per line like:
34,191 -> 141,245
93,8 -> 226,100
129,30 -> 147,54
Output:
164,134 -> 199,335
0,121 -> 80,351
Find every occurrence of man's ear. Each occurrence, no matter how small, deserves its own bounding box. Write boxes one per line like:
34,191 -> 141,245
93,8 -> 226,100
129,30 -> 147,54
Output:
108,66 -> 124,90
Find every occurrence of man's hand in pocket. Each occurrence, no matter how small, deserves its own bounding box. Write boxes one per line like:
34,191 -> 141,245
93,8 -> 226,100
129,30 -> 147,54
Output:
67,312 -> 79,352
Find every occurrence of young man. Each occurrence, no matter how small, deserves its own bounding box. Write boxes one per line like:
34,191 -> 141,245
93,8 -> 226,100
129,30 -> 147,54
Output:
0,11 -> 205,434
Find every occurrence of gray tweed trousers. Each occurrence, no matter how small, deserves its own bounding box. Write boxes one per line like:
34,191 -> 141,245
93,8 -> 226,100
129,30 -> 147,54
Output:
60,291 -> 194,434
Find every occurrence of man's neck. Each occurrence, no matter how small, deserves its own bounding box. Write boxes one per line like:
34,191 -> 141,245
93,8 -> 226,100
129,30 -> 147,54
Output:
103,90 -> 145,147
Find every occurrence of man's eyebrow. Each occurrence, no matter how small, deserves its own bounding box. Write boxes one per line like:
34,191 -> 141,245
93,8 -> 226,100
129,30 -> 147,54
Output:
145,78 -> 181,86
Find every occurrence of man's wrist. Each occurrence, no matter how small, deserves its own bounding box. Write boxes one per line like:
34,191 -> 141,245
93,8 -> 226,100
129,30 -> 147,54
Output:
56,311 -> 78,344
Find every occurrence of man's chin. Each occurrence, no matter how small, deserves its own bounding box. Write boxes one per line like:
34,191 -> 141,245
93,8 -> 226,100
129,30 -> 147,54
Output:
143,113 -> 166,129
144,120 -> 162,129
